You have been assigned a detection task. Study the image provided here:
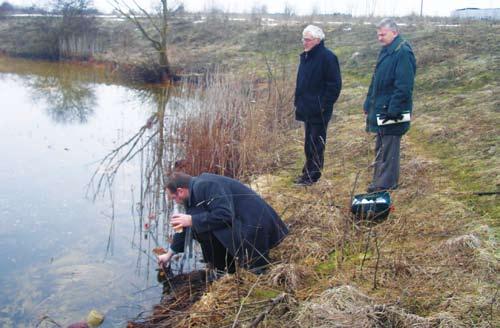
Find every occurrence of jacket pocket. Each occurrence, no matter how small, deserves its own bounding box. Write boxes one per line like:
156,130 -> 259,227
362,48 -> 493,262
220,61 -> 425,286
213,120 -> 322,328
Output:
296,94 -> 320,118
374,95 -> 391,114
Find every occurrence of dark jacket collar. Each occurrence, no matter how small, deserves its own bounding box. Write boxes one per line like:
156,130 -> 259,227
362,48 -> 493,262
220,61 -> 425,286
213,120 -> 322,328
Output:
301,40 -> 325,59
383,35 -> 403,54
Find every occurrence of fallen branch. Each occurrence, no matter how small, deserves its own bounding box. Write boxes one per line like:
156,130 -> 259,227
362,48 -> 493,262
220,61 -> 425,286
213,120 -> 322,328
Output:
249,293 -> 287,328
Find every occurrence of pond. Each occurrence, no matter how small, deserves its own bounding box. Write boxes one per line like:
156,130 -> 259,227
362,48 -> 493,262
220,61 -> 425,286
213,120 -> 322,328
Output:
0,57 -> 202,327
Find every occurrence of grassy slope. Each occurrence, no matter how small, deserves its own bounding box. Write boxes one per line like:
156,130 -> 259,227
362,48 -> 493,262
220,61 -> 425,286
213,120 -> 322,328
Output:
126,18 -> 498,327
180,20 -> 499,327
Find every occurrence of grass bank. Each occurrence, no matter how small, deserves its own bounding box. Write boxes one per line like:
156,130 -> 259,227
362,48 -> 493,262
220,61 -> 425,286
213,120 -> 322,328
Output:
126,18 -> 498,328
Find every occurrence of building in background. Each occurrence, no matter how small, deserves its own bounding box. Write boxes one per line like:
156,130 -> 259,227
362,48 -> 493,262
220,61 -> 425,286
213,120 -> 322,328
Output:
451,8 -> 500,20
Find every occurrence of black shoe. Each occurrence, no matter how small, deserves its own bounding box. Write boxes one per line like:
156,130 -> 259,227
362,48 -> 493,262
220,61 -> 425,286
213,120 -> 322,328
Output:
294,177 -> 315,186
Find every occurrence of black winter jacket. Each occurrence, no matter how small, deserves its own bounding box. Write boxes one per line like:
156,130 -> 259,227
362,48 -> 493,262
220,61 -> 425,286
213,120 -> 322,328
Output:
170,173 -> 288,268
294,41 -> 342,124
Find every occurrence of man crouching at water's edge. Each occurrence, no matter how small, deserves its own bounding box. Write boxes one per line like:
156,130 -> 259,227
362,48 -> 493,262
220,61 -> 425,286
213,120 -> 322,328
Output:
157,172 -> 289,275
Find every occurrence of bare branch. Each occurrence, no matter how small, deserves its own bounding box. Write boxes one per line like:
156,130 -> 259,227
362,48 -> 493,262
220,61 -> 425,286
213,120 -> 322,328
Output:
110,0 -> 162,50
132,0 -> 162,36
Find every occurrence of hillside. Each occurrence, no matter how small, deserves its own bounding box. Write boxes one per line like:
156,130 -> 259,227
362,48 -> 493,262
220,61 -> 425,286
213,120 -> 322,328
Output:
122,18 -> 498,327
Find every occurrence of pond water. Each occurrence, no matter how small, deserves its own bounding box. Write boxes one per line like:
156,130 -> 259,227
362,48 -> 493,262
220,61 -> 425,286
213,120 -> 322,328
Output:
0,57 -> 201,327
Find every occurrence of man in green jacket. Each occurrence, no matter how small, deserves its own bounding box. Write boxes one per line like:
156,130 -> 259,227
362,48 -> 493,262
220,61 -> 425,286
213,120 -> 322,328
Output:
363,18 -> 416,192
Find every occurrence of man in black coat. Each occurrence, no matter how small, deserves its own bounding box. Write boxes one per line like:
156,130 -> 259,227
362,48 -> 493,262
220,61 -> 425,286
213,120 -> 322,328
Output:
294,24 -> 342,186
157,172 -> 288,274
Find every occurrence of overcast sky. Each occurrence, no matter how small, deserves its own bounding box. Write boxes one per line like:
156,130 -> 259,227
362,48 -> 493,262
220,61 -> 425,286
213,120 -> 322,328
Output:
8,0 -> 500,16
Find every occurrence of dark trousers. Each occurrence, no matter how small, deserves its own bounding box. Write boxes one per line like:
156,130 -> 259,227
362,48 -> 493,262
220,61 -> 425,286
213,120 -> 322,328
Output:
195,231 -> 271,273
195,232 -> 236,273
302,121 -> 328,182
369,133 -> 401,190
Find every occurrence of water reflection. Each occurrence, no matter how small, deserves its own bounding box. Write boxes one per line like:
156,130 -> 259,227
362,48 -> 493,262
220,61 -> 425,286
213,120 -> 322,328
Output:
27,75 -> 96,124
0,61 -> 178,327
0,56 -> 116,125
90,85 -> 204,281
0,58 -> 204,327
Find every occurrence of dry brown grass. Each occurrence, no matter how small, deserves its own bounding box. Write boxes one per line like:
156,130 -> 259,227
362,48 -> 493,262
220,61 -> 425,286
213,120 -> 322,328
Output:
172,70 -> 295,180
268,263 -> 315,293
295,285 -> 467,328
131,21 -> 498,328
142,113 -> 498,327
252,91 -> 497,327
144,110 -> 497,326
177,271 -> 292,327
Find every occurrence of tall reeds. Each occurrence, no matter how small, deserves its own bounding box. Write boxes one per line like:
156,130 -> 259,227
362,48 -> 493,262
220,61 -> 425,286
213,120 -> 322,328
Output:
59,31 -> 102,60
173,70 -> 294,179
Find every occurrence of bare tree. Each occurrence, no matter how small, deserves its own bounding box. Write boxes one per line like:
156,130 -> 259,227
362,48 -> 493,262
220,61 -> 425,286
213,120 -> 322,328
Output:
309,3 -> 321,22
53,0 -> 99,59
283,2 -> 295,18
110,0 -> 174,78
21,0 -> 98,59
250,4 -> 267,26
282,1 -> 295,25
365,0 -> 377,17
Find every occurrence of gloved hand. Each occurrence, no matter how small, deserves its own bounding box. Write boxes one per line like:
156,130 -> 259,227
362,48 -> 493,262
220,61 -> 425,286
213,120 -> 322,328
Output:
380,112 -> 404,124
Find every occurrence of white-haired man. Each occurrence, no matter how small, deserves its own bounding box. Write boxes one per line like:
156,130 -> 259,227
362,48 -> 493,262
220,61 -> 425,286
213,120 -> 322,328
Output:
294,25 -> 342,186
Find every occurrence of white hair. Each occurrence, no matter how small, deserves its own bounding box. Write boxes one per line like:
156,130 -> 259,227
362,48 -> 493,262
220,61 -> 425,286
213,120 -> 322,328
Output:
302,25 -> 325,40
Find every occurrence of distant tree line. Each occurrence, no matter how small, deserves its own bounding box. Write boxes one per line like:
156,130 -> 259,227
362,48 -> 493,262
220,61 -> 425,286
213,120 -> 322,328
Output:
1,0 -> 355,82
0,1 -> 48,15
0,1 -> 103,16
1,0 -> 101,60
